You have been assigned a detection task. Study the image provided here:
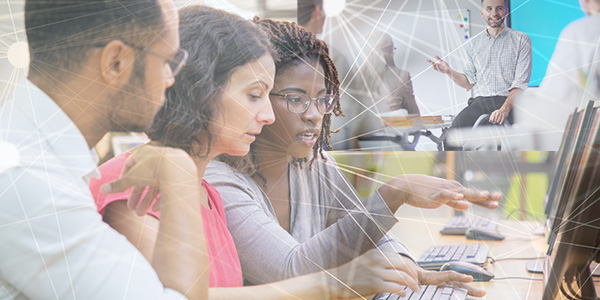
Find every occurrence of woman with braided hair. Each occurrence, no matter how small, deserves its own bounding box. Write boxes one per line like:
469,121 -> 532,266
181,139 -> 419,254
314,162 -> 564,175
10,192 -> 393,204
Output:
206,17 -> 498,297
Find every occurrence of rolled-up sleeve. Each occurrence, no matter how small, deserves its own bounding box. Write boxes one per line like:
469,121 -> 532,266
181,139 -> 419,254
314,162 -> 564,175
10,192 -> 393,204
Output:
463,44 -> 477,85
509,33 -> 532,91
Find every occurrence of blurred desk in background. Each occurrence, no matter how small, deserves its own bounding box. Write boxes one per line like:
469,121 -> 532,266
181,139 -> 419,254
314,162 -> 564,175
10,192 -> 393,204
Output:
358,115 -> 453,151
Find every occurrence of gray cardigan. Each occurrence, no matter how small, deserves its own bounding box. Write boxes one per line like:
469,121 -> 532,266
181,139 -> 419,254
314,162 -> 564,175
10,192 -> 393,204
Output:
205,153 -> 412,284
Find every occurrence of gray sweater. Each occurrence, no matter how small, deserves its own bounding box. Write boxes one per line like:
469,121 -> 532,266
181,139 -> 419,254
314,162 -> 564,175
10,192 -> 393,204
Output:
205,153 -> 411,284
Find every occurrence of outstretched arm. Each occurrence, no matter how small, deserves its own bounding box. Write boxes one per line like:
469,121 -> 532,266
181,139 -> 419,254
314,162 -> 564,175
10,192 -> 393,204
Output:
427,55 -> 474,90
377,174 -> 501,213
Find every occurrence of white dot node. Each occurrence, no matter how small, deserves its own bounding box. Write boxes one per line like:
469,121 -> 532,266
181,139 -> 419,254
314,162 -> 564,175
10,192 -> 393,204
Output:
324,0 -> 346,17
0,142 -> 20,173
7,41 -> 30,69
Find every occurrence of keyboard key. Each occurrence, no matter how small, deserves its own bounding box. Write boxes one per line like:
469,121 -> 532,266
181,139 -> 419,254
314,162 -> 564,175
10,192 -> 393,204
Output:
421,285 -> 438,299
442,245 -> 459,261
430,246 -> 442,257
373,293 -> 391,300
386,293 -> 402,300
441,286 -> 454,295
419,246 -> 434,261
376,285 -> 467,300
451,288 -> 468,299
438,245 -> 451,256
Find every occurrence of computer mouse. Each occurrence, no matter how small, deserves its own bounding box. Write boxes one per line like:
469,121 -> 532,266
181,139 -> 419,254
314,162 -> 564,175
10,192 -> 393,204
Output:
440,261 -> 495,281
465,228 -> 505,241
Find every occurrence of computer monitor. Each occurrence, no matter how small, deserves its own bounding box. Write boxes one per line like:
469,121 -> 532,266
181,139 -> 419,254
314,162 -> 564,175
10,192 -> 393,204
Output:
543,104 -> 600,300
546,101 -> 598,250
544,108 -> 578,218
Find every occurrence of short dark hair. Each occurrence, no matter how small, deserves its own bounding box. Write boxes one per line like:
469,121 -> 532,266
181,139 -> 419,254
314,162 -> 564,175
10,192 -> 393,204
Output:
25,0 -> 165,78
146,6 -> 275,157
298,0 -> 323,26
481,0 -> 508,5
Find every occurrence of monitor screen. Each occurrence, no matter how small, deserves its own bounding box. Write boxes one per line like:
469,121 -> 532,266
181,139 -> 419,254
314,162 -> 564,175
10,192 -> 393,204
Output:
509,0 -> 586,86
543,103 -> 600,300
546,102 -> 597,254
544,109 -> 578,231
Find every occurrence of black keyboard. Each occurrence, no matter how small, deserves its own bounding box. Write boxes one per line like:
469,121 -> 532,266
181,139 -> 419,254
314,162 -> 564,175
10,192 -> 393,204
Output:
373,285 -> 467,300
439,215 -> 499,235
417,243 -> 489,270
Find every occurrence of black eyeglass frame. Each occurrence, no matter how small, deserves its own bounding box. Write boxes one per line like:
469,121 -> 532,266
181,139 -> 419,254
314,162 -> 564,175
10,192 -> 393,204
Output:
93,41 -> 188,78
270,92 -> 338,115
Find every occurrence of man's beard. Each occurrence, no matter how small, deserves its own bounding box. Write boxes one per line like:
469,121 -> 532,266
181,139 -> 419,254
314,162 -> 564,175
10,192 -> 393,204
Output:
487,15 -> 505,28
108,58 -> 156,133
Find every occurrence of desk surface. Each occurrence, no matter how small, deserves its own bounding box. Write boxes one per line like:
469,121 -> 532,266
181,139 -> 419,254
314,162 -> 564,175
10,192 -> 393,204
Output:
388,216 -> 547,300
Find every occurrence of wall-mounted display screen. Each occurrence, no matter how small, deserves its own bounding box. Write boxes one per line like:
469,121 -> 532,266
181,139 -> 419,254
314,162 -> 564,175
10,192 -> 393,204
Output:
509,0 -> 586,86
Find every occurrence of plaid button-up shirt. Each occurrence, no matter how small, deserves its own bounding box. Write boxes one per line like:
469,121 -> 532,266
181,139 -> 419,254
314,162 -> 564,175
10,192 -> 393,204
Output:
463,26 -> 532,97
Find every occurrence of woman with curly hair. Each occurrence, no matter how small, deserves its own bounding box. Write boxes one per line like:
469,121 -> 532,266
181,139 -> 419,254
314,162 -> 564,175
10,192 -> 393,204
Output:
207,17 -> 499,297
90,5 -> 427,299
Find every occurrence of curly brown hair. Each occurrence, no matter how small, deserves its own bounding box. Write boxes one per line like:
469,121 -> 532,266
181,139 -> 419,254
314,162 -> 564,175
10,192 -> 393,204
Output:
219,17 -> 343,177
146,6 -> 275,157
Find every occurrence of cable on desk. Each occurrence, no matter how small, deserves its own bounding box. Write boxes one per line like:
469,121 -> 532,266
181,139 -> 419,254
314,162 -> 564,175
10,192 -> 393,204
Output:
493,277 -> 543,281
488,256 -> 545,264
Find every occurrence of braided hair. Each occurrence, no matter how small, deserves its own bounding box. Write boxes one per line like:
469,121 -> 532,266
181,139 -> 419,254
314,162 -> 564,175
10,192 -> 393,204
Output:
254,16 -> 343,168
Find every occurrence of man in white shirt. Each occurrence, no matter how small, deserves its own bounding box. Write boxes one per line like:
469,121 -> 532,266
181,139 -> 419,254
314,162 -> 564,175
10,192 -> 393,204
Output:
0,0 -> 207,299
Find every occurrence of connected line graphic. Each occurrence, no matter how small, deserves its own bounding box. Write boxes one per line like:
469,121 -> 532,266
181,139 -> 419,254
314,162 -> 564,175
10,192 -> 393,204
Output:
1,0 -> 599,299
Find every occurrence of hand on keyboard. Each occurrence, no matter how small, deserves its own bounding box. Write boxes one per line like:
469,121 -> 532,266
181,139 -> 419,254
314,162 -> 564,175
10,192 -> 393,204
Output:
417,269 -> 486,297
327,249 -> 420,299
378,174 -> 501,212
395,254 -> 486,298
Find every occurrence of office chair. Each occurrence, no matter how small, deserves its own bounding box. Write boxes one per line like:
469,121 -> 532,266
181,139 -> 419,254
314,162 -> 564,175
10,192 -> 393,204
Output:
462,114 -> 512,150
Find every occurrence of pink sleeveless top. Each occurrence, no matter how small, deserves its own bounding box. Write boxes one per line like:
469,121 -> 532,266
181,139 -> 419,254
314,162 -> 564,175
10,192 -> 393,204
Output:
89,153 -> 243,287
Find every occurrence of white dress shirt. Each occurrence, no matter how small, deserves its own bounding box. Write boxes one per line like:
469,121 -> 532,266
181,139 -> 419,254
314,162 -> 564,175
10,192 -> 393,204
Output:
0,80 -> 185,299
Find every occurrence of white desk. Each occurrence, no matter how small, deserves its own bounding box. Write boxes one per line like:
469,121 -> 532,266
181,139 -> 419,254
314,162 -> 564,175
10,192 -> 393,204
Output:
388,214 -> 547,300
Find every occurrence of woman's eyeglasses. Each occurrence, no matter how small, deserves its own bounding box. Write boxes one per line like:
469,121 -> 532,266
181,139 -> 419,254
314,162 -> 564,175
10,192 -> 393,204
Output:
270,92 -> 337,115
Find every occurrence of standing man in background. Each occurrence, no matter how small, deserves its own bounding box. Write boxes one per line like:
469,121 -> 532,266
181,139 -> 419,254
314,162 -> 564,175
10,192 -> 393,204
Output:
429,0 -> 532,150
0,0 -> 207,299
